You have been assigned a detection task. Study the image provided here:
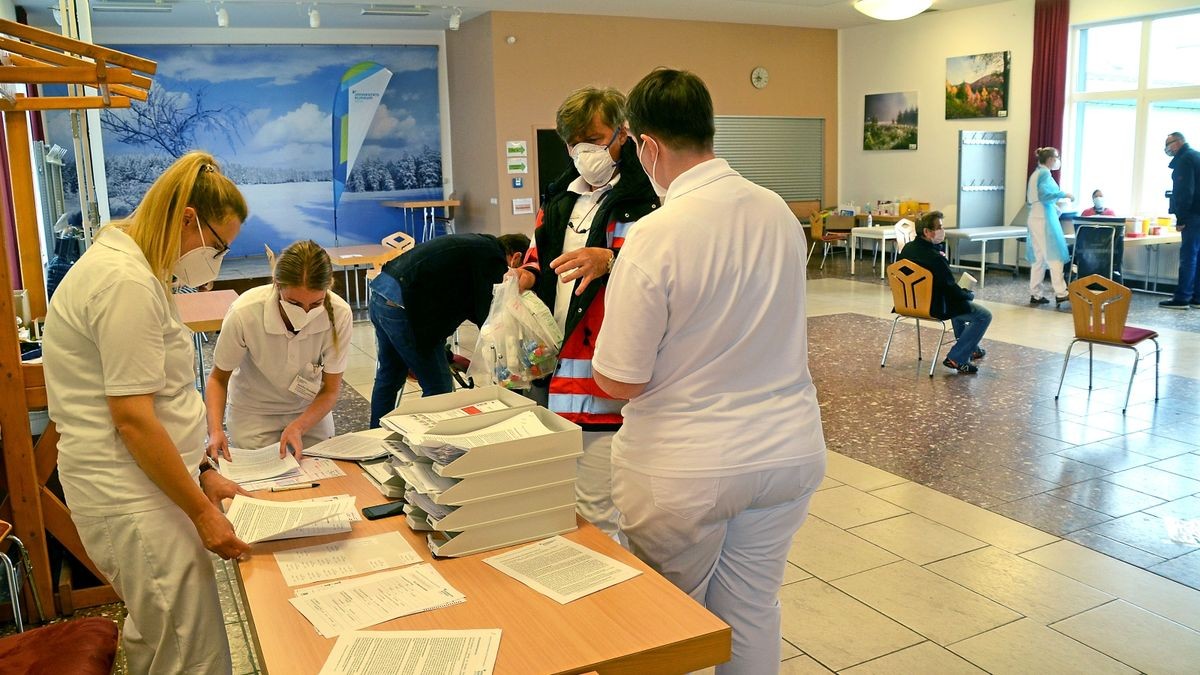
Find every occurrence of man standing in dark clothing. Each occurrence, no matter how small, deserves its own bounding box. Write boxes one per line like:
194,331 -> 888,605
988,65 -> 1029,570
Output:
898,212 -> 992,374
367,232 -> 529,427
1160,131 -> 1200,309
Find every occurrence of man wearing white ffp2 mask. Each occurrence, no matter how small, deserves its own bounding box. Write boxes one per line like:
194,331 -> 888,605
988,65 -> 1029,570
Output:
515,86 -> 659,539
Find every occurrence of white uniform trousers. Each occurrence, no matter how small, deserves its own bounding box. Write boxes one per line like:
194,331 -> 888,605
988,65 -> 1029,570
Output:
72,505 -> 231,675
613,457 -> 826,674
577,431 -> 619,538
1028,208 -> 1067,299
227,406 -> 335,451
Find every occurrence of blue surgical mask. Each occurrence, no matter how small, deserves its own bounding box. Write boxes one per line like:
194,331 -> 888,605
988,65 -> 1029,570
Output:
1093,197 -> 1105,211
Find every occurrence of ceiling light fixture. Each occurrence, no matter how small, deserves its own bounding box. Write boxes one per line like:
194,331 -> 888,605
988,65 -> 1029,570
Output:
216,3 -> 228,26
90,2 -> 173,12
361,5 -> 430,16
308,5 -> 320,28
448,6 -> 461,31
853,0 -> 932,21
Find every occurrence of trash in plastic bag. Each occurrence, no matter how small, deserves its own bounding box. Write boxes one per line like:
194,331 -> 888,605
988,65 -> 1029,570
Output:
469,276 -> 563,390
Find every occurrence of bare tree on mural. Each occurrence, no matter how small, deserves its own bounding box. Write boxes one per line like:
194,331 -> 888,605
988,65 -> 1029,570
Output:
101,85 -> 247,158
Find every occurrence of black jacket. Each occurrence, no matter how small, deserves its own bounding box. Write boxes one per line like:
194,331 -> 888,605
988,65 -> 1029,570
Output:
898,237 -> 972,320
379,233 -> 507,351
529,138 -> 659,341
1169,143 -> 1200,226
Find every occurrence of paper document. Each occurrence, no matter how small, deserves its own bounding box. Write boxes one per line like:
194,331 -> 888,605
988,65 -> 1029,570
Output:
240,457 -> 346,492
260,495 -> 360,542
274,531 -> 422,587
484,536 -> 641,604
958,272 -> 978,290
226,494 -> 353,544
218,445 -> 301,484
318,629 -> 501,675
289,564 -> 466,637
381,399 -> 510,437
393,456 -> 458,496
305,432 -> 392,461
405,488 -> 454,520
408,410 -> 554,465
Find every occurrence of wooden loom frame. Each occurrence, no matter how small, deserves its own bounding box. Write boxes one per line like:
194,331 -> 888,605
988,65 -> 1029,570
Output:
0,18 -> 155,618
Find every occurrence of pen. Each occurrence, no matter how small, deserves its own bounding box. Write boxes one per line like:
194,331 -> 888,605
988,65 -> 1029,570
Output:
271,482 -> 319,492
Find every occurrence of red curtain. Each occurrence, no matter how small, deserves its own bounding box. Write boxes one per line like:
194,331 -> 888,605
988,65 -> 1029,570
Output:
1027,0 -> 1070,178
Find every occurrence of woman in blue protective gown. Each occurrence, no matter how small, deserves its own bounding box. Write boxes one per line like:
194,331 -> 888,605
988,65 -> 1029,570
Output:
1026,146 -> 1074,306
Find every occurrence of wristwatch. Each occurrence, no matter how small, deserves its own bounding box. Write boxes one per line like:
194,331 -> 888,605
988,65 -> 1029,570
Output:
198,456 -> 217,475
606,250 -> 615,274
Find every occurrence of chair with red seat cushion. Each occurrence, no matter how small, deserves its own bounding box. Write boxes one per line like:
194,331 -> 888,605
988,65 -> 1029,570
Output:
1055,274 -> 1159,413
0,616 -> 118,675
806,210 -> 850,270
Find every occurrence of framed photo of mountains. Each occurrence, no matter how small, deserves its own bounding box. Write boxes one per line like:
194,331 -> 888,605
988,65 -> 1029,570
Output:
863,92 -> 918,151
945,51 -> 1010,119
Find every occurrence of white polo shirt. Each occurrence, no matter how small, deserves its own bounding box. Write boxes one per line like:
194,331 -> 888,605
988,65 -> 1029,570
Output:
593,158 -> 826,478
43,228 -> 207,516
212,284 -> 352,415
553,174 -> 619,332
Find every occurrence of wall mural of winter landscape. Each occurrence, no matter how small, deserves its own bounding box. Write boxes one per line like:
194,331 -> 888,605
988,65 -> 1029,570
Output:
63,44 -> 442,257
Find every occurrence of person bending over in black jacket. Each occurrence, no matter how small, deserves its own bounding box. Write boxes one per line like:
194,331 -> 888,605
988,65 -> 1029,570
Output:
897,211 -> 992,374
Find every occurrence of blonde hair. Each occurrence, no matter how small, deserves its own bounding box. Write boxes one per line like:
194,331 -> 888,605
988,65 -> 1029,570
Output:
274,239 -> 339,349
1035,147 -> 1059,165
107,151 -> 247,286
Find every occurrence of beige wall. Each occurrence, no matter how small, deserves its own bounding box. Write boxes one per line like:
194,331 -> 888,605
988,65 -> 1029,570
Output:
449,11 -> 839,235
446,13 -> 501,233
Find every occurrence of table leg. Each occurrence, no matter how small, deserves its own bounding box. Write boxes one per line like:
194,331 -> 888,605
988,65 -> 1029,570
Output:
850,235 -> 857,275
980,240 -> 988,288
342,267 -> 352,306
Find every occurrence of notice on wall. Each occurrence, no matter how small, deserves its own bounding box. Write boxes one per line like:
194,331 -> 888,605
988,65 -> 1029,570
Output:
506,158 -> 529,174
512,198 -> 534,216
506,140 -> 528,157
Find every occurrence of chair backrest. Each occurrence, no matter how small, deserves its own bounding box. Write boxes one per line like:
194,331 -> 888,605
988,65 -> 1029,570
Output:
264,244 -> 276,274
886,260 -> 936,320
381,231 -> 416,253
809,211 -> 825,239
894,218 -> 917,248
1073,224 -> 1117,277
1068,274 -> 1132,343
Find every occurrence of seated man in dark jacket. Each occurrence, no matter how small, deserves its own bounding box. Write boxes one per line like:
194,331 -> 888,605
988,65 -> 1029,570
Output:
898,211 -> 992,374
367,232 -> 529,426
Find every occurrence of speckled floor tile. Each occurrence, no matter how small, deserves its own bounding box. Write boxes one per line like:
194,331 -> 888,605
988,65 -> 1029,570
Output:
991,493 -> 1112,536
1064,530 -> 1168,568
849,513 -> 987,565
1151,550 -> 1200,590
1086,511 -> 1200,559
1031,419 -> 1122,446
1144,495 -> 1200,522
950,465 -> 1061,502
1004,452 -> 1111,486
1099,431 -> 1199,460
1056,443 -> 1159,472
1150,453 -> 1200,479
1148,419 -> 1200,446
1105,465 -> 1200,500
1049,478 -> 1166,517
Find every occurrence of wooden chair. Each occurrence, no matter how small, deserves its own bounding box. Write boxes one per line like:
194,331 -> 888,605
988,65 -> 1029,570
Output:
881,260 -> 951,377
367,231 -> 416,281
1055,275 -> 1159,413
807,210 -> 850,270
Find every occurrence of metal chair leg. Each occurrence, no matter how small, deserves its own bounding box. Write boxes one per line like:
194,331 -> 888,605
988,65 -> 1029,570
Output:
929,322 -> 948,377
9,536 -> 44,623
1123,345 -> 1139,414
1087,342 -> 1094,390
881,316 -> 902,367
1153,338 -> 1160,402
1,552 -> 21,632
1054,339 -> 1079,401
915,318 -> 923,360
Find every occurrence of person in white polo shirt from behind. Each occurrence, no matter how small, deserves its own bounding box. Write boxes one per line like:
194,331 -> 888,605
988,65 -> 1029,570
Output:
593,68 -> 827,675
205,240 -> 352,461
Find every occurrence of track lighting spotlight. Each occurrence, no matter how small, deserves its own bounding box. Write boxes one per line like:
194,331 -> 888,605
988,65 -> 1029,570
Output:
308,5 -> 320,28
215,4 -> 228,27
448,6 -> 461,31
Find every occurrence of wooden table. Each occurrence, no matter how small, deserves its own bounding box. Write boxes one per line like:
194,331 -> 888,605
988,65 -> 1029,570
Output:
323,244 -> 403,308
382,199 -> 461,241
176,289 -> 238,395
235,464 -> 731,674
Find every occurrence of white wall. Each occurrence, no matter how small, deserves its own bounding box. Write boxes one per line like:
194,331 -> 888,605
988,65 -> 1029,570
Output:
838,0 -> 1035,229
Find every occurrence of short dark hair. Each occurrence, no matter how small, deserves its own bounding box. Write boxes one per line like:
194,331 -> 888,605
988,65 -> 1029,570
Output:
1169,131 -> 1187,144
916,211 -> 944,238
497,233 -> 530,257
626,68 -> 715,152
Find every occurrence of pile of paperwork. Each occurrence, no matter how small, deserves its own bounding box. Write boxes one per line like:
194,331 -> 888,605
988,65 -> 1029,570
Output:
484,536 -> 640,604
226,494 -> 356,544
218,445 -> 300,485
273,531 -> 422,587
289,564 -> 465,637
319,629 -> 501,675
305,431 -> 392,461
240,457 -> 346,492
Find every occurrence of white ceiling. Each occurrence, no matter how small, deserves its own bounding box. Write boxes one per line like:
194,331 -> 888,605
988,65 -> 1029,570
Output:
21,0 -> 1007,34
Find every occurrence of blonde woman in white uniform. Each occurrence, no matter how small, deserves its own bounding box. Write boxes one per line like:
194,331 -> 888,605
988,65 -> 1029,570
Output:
205,240 -> 352,461
43,152 -> 250,674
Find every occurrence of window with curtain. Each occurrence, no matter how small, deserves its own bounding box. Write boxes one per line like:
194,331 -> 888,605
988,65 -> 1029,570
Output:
1068,10 -> 1200,217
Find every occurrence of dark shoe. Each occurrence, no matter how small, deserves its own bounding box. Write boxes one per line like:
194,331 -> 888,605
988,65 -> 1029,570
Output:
943,358 -> 979,374
1160,299 -> 1190,309
971,348 -> 986,360
1030,295 -> 1050,305
1190,300 -> 1200,309
1055,295 -> 1070,307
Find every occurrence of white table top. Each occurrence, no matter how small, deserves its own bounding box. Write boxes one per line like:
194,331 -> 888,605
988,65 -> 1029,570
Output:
943,226 -> 1028,240
850,226 -> 897,239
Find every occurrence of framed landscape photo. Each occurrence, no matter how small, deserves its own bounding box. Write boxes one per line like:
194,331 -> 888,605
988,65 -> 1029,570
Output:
863,91 -> 918,150
945,51 -> 1011,119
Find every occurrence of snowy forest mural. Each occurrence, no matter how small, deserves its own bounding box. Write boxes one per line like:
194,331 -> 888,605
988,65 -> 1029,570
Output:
48,44 -> 443,257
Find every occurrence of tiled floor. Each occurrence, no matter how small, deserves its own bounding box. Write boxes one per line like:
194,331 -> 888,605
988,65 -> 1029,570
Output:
10,254 -> 1200,673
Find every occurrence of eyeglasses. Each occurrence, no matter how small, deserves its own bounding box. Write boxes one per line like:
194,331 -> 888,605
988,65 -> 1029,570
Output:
199,218 -> 230,260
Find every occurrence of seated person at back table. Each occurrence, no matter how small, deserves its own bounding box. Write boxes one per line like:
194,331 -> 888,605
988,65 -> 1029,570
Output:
898,211 -> 993,374
1081,189 -> 1116,216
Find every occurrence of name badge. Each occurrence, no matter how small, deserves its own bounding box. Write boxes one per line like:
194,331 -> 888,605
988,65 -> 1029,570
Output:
289,363 -> 323,401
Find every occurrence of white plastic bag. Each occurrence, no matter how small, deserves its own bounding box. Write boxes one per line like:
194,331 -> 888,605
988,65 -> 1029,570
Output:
469,277 -> 563,390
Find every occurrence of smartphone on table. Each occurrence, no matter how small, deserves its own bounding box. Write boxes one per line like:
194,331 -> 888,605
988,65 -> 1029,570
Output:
362,501 -> 406,520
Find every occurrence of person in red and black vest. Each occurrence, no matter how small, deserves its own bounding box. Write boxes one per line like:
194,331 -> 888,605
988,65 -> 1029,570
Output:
516,86 -> 658,537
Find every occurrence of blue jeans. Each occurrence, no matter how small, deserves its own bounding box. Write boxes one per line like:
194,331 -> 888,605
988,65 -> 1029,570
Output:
368,292 -> 454,428
946,302 -> 992,364
1173,222 -> 1200,303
